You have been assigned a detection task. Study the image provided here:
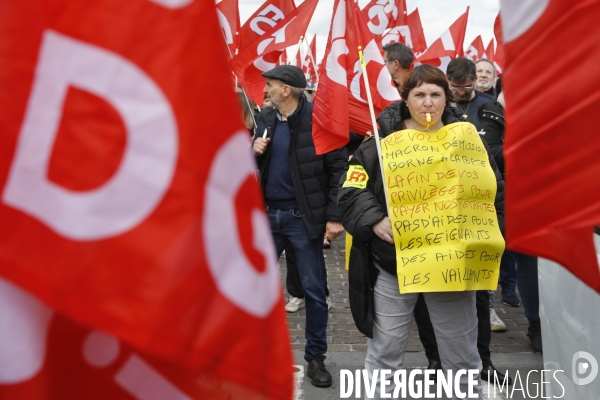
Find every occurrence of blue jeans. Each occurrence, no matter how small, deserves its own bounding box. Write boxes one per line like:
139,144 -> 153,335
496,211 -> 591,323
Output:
514,252 -> 539,321
267,207 -> 328,362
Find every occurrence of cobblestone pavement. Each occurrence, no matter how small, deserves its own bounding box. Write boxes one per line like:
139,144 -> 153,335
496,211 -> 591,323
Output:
280,235 -> 535,355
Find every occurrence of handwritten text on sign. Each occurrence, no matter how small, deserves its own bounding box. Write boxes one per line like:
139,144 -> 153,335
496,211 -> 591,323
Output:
382,122 -> 505,293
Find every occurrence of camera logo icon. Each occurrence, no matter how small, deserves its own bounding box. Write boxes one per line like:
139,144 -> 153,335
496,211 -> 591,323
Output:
572,351 -> 598,386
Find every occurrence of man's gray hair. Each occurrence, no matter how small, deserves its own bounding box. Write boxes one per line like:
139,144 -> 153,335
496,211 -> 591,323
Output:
476,58 -> 496,74
382,42 -> 414,69
290,86 -> 305,100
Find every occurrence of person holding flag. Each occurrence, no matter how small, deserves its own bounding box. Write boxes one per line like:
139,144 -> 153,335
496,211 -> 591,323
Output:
252,65 -> 347,388
339,65 -> 505,399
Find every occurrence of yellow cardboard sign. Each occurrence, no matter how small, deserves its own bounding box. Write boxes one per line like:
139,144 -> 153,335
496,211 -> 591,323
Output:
382,122 -> 505,293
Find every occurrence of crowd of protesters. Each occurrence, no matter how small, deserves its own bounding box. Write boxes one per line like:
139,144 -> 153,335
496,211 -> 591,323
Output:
239,43 -> 542,398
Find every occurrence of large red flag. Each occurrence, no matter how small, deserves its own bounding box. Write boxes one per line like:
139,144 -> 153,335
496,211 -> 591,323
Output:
0,0 -> 293,398
216,0 -> 240,57
236,0 -> 296,104
406,8 -> 427,53
465,35 -> 484,61
502,0 -> 600,293
416,8 -> 470,72
313,0 -> 400,154
231,0 -> 318,104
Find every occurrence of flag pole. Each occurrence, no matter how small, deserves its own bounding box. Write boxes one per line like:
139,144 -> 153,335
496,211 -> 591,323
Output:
223,33 -> 258,131
358,46 -> 389,210
307,37 -> 320,81
294,36 -> 305,67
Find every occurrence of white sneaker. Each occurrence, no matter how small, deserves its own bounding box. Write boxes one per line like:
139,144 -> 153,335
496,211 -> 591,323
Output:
490,309 -> 506,332
326,296 -> 333,310
285,296 -> 305,312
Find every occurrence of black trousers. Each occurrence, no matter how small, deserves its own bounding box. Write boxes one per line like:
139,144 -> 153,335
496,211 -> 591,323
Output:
414,290 -> 491,368
285,243 -> 330,298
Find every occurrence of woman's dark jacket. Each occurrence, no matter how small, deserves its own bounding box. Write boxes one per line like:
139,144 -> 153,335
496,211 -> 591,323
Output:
254,96 -> 348,238
338,106 -> 505,337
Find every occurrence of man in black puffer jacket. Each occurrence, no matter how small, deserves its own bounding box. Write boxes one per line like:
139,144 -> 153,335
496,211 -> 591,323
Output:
252,65 -> 347,388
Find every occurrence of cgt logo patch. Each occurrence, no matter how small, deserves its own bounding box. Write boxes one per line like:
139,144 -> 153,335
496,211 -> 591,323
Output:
343,165 -> 369,189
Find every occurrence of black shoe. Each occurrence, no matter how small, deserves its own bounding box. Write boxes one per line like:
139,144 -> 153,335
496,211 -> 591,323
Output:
481,364 -> 513,385
527,320 -> 543,354
501,289 -> 521,307
307,358 -> 332,388
426,358 -> 442,381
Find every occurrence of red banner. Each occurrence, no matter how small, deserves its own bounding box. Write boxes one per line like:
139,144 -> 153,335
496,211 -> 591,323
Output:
313,0 -> 399,154
416,7 -> 469,72
0,0 -> 293,398
502,0 -> 600,293
236,0 -> 296,104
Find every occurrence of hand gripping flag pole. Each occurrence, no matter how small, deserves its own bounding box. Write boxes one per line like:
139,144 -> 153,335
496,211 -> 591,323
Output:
358,45 -> 389,210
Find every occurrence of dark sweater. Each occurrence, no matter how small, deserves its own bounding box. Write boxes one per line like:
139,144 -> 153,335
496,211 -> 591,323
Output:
265,120 -> 298,209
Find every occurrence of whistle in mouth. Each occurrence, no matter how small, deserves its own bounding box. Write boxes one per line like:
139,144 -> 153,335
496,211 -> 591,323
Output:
426,113 -> 432,123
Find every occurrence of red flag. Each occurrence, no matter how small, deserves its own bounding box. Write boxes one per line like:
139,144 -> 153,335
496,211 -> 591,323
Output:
302,35 -> 317,82
236,0 -> 296,104
278,47 -> 288,66
294,46 -> 302,67
406,8 -> 427,53
361,0 -> 407,40
313,0 -> 400,154
416,7 -> 470,72
465,35 -> 484,61
502,0 -> 600,293
493,13 -> 504,73
238,0 -> 295,49
0,0 -> 293,398
231,0 -> 318,104
216,0 -> 240,57
484,38 -> 495,61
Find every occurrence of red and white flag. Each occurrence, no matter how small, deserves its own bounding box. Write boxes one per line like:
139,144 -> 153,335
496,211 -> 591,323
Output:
484,38 -> 495,61
465,35 -> 484,61
0,1 -> 293,398
406,8 -> 427,54
278,47 -> 289,66
235,0 -> 296,104
231,0 -> 318,104
362,0 -> 407,41
502,0 -> 600,293
294,45 -> 302,67
216,0 -> 240,57
493,13 -> 504,74
313,0 -> 400,154
416,7 -> 470,72
302,35 -> 318,82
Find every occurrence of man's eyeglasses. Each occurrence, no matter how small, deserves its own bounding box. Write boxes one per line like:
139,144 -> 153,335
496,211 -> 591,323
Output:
449,84 -> 474,92
383,59 -> 396,64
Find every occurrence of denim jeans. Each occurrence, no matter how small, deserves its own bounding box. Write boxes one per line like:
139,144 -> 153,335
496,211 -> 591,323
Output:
514,252 -> 539,321
267,207 -> 328,362
285,244 -> 329,298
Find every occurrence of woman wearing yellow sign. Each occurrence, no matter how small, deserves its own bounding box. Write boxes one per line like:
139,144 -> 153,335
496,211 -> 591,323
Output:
338,64 -> 505,399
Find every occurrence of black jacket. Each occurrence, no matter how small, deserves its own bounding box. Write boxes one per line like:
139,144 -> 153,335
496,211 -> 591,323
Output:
254,96 -> 347,238
478,102 -> 506,173
338,114 -> 505,337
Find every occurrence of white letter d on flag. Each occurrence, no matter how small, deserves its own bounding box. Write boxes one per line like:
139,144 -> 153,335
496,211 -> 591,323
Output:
2,30 -> 178,241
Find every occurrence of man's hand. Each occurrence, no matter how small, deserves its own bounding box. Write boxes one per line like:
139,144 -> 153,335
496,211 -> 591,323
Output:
325,221 -> 344,241
373,217 -> 394,244
253,137 -> 270,156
